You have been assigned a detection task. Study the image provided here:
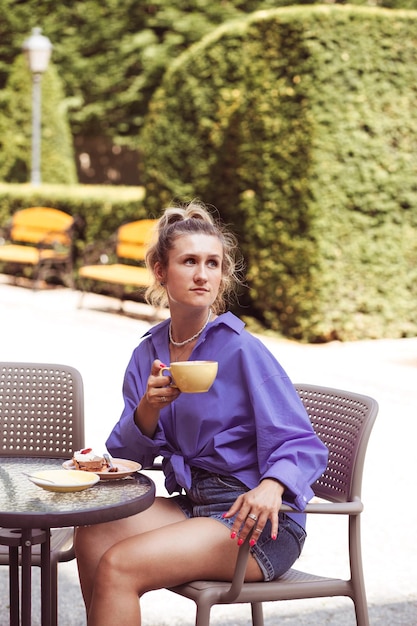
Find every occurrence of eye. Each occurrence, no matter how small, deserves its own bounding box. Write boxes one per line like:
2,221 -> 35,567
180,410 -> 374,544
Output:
207,259 -> 219,268
184,257 -> 196,265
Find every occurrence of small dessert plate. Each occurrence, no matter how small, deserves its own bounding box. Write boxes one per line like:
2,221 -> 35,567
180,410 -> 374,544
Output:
62,458 -> 142,480
26,469 -> 100,492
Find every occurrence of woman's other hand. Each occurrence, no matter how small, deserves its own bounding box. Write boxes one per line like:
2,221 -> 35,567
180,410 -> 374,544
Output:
223,478 -> 285,546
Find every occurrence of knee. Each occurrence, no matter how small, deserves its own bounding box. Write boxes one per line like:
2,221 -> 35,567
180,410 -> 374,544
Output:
88,547 -> 125,602
98,544 -> 121,576
96,543 -> 132,589
96,545 -> 146,597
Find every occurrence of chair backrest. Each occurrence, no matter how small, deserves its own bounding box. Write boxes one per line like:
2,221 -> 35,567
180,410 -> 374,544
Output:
0,362 -> 85,458
295,384 -> 378,504
116,219 -> 157,261
9,207 -> 75,247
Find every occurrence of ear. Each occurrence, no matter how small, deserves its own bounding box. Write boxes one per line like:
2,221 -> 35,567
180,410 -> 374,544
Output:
154,262 -> 166,284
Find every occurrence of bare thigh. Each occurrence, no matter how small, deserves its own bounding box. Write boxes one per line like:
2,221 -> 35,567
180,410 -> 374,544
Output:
75,495 -> 189,608
76,495 -> 187,558
96,514 -> 263,597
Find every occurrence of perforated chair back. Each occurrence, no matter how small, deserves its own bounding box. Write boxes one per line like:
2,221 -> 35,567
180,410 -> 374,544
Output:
116,219 -> 157,261
295,384 -> 377,503
0,362 -> 84,458
10,207 -> 74,247
0,362 -> 85,626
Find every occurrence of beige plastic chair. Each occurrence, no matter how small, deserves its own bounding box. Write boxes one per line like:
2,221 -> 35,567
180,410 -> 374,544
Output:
78,218 -> 157,310
0,362 -> 85,626
166,384 -> 378,626
0,207 -> 77,289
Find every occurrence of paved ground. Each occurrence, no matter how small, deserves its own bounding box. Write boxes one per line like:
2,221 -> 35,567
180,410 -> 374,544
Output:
0,277 -> 416,625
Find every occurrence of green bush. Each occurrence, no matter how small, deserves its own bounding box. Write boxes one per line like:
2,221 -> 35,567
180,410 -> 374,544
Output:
141,5 -> 417,341
0,56 -> 77,184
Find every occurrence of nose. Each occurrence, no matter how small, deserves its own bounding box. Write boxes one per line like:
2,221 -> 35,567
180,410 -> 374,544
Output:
194,262 -> 208,282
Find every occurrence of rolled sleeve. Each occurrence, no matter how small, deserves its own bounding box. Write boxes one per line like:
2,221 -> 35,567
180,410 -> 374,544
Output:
106,410 -> 164,469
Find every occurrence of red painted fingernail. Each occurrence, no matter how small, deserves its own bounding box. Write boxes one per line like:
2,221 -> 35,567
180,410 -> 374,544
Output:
159,363 -> 166,368
271,534 -> 277,541
237,538 -> 244,546
249,539 -> 256,547
222,513 -> 227,518
230,531 -> 236,539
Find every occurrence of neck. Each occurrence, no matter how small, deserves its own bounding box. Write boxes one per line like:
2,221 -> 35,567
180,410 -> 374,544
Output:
169,308 -> 212,347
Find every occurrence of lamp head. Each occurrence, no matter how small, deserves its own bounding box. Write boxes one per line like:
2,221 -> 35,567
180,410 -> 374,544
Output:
22,27 -> 52,74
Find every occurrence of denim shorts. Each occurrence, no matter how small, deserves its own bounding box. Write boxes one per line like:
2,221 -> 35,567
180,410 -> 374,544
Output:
172,467 -> 306,581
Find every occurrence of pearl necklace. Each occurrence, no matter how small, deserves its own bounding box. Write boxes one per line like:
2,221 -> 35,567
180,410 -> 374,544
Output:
169,310 -> 212,347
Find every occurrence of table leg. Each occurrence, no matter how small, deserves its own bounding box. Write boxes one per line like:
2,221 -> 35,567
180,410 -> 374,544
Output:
20,529 -> 32,626
9,545 -> 20,626
0,528 -> 49,626
41,529 -> 52,626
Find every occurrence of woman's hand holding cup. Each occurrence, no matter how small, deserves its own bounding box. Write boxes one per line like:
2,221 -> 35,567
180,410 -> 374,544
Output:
147,360 -> 181,408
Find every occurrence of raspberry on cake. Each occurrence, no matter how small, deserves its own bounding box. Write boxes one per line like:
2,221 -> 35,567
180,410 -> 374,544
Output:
72,448 -> 106,472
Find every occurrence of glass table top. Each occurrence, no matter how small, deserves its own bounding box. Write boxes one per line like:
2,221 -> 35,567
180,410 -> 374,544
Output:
0,457 -> 155,528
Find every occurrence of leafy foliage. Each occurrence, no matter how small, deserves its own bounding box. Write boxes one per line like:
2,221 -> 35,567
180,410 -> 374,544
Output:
1,0 -> 415,151
0,0 -> 281,148
141,6 -> 417,341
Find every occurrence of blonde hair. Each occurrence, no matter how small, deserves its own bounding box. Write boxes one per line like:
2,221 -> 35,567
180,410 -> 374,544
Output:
145,200 -> 241,314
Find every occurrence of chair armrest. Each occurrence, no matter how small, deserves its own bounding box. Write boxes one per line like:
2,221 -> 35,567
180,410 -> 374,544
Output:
214,530 -> 254,603
281,497 -> 363,515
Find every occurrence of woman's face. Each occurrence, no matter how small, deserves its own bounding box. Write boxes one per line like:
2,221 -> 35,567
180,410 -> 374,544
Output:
157,233 -> 223,310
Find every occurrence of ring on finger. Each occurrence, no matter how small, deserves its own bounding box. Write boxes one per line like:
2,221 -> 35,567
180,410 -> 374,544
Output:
255,527 -> 262,533
247,513 -> 258,522
158,396 -> 166,402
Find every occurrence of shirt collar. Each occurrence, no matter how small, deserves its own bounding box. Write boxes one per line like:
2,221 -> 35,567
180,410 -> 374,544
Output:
143,311 -> 245,342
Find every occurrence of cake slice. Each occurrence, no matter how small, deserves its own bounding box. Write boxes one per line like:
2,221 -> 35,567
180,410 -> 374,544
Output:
72,448 -> 106,472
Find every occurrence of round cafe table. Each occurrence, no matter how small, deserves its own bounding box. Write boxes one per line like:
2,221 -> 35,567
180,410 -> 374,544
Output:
0,457 -> 155,626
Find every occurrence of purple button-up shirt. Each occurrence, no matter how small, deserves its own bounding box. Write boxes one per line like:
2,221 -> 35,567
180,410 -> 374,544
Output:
106,312 -> 328,521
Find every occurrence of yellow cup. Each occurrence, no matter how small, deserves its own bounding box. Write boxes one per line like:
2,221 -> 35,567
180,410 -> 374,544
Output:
160,361 -> 218,393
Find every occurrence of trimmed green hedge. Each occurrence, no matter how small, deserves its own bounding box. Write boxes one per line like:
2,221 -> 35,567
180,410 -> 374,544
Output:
141,5 -> 417,341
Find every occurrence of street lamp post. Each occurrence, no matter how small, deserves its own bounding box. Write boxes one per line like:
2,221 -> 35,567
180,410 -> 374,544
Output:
22,27 -> 52,186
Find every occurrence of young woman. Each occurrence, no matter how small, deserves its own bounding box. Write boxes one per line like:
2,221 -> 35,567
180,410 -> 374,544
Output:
75,201 -> 328,625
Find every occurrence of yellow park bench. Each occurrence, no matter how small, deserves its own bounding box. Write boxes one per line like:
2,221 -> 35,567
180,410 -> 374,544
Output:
0,207 -> 77,288
78,218 -> 157,310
